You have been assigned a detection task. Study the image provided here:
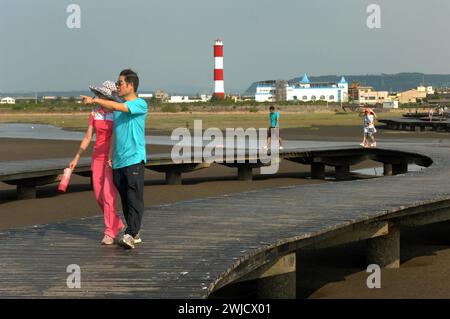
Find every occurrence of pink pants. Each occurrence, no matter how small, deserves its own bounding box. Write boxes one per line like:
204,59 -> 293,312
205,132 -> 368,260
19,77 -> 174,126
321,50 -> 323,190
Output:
91,159 -> 124,238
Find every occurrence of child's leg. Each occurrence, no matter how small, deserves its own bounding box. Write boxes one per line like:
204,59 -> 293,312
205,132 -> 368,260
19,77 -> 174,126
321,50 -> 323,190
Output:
361,130 -> 367,145
365,133 -> 371,146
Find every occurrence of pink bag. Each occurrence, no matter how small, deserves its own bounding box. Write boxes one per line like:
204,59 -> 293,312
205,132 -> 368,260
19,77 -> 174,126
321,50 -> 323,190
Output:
58,168 -> 73,192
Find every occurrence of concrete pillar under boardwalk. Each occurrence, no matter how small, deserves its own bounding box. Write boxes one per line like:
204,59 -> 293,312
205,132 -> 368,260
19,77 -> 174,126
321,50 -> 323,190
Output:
392,163 -> 408,175
366,225 -> 400,268
311,163 -> 325,179
17,185 -> 36,200
238,166 -> 253,181
256,271 -> 296,299
383,163 -> 393,176
335,165 -> 350,180
166,171 -> 182,185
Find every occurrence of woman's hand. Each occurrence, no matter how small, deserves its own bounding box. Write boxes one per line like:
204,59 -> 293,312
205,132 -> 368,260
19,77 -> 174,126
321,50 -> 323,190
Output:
69,157 -> 79,170
107,158 -> 113,168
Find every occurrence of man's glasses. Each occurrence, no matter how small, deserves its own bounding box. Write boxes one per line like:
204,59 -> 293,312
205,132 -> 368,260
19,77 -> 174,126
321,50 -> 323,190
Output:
115,80 -> 123,88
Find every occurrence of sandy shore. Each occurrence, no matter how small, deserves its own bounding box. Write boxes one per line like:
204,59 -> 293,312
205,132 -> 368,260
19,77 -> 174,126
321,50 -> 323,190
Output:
0,126 -> 449,298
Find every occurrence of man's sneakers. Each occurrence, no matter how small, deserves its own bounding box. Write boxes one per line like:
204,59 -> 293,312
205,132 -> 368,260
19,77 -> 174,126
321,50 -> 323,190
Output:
118,233 -> 143,249
133,233 -> 142,244
120,234 -> 135,249
370,142 -> 377,147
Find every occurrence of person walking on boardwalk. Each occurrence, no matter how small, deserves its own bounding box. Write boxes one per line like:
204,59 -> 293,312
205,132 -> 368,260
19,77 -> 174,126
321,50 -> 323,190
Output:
264,105 -> 283,150
438,106 -> 444,122
81,69 -> 148,249
428,107 -> 434,122
70,81 -> 124,245
360,108 -> 377,148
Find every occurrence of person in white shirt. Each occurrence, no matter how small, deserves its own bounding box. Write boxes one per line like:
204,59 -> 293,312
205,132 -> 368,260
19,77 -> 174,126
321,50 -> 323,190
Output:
360,108 -> 377,148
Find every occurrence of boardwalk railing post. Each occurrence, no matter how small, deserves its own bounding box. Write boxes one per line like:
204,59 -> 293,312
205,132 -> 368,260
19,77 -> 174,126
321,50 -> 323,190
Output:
392,163 -> 408,175
383,163 -> 393,176
238,165 -> 253,181
17,185 -> 36,200
166,171 -> 182,185
335,165 -> 350,180
255,253 -> 296,299
366,224 -> 400,269
311,163 -> 325,179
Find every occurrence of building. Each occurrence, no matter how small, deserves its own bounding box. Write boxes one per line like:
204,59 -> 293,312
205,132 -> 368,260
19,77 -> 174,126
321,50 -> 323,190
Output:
0,97 -> 16,104
357,87 -> 389,105
417,85 -> 434,95
138,93 -> 153,99
154,90 -> 169,102
43,96 -> 58,100
396,89 -> 427,104
253,74 -> 348,103
383,100 -> 399,109
348,82 -> 389,105
168,94 -> 210,103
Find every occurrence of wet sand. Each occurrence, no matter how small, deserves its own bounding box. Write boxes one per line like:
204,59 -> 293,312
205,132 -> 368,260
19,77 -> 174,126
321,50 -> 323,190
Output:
0,125 -> 449,298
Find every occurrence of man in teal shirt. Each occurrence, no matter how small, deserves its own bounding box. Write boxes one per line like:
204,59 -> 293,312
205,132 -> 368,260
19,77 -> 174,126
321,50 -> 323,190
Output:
81,69 -> 147,249
266,105 -> 283,150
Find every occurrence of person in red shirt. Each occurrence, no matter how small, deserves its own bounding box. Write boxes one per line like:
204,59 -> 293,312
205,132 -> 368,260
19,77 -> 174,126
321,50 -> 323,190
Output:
69,81 -> 124,245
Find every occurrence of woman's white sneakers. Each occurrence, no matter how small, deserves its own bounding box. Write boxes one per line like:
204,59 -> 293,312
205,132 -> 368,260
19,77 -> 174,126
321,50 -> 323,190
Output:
101,235 -> 114,245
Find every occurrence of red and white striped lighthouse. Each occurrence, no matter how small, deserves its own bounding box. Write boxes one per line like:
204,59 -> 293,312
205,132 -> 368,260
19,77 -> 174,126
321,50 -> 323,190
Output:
213,39 -> 224,99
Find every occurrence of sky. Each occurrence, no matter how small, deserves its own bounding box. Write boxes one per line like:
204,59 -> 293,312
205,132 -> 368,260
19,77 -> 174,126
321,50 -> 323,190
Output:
1,0 -> 449,94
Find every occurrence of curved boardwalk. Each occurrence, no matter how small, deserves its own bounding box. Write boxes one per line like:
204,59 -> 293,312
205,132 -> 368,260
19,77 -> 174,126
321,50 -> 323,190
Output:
0,142 -> 449,298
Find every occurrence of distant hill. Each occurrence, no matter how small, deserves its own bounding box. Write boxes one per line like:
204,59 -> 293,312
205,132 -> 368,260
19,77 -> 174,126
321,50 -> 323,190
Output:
245,73 -> 450,94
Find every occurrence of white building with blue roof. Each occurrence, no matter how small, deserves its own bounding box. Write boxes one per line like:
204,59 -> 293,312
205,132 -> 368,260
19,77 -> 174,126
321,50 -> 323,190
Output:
254,74 -> 348,103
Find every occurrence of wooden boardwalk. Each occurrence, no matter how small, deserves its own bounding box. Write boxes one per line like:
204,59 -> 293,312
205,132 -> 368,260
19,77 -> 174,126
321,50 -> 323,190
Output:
379,118 -> 450,132
0,142 -> 449,298
0,144 -> 432,198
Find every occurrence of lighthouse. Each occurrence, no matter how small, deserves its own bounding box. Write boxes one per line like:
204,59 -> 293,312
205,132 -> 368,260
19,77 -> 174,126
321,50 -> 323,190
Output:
213,39 -> 224,99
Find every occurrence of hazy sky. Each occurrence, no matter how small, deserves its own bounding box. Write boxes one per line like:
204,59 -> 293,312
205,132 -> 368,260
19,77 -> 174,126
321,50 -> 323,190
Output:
1,0 -> 449,93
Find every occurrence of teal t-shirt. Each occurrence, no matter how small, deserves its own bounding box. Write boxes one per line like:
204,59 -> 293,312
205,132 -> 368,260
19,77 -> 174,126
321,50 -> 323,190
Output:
113,98 -> 148,169
270,111 -> 280,128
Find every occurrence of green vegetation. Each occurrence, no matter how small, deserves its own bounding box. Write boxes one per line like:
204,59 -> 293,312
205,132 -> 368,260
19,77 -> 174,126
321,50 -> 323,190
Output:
161,104 -> 178,113
0,109 -> 404,133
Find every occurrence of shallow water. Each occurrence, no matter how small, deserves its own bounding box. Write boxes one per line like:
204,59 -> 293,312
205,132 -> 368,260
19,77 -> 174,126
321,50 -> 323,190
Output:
353,164 -> 423,176
0,123 -> 358,149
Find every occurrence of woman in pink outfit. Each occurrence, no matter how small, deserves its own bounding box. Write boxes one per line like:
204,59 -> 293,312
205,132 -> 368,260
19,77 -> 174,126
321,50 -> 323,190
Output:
69,83 -> 124,245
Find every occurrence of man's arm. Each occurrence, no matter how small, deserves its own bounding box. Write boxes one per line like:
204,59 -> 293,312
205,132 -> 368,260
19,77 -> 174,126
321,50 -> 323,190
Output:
80,96 -> 129,113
